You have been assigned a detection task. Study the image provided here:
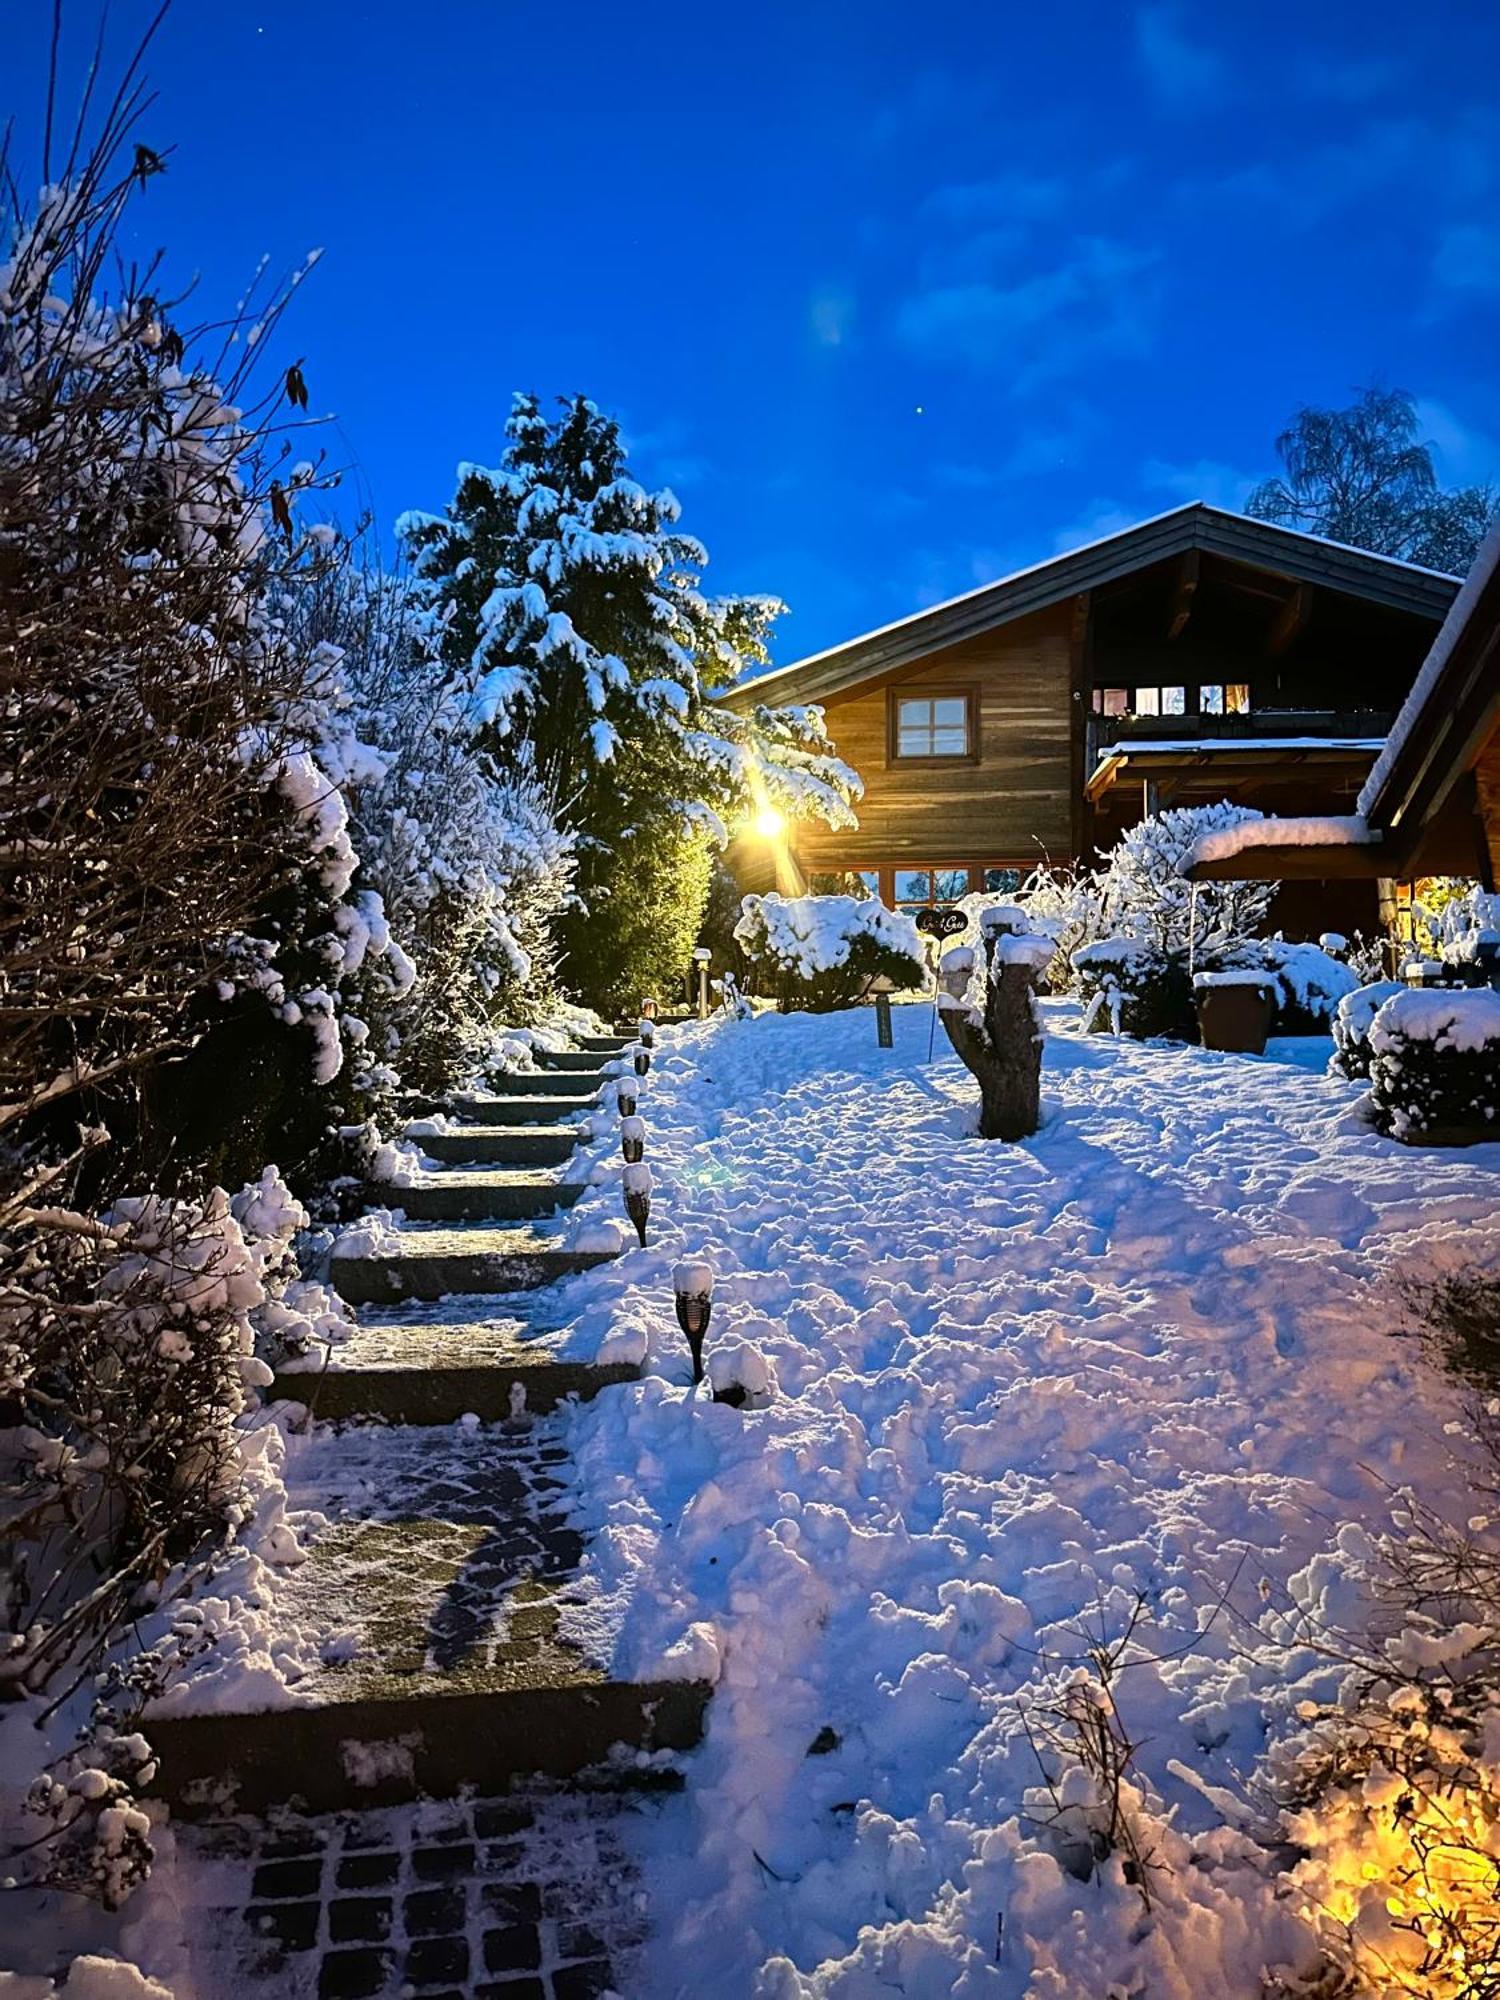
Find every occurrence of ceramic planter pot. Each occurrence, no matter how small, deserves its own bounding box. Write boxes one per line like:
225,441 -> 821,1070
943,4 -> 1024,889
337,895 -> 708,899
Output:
1194,978 -> 1275,1054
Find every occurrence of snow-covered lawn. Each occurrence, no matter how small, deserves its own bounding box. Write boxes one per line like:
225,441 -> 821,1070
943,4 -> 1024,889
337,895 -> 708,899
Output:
552,999 -> 1500,1998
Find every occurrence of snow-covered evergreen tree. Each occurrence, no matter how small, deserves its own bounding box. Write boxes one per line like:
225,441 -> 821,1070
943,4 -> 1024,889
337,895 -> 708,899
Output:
399,394 -> 859,1005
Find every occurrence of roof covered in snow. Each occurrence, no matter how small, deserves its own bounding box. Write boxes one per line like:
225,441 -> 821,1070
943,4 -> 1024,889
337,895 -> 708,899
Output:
1358,513 -> 1500,826
723,503 -> 1462,711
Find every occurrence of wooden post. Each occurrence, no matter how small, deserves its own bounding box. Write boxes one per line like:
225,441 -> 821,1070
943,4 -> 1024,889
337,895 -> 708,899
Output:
875,991 -> 893,1047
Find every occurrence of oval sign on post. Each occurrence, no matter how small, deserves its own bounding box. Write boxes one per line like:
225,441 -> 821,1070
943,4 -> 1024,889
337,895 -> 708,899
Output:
916,906 -> 968,939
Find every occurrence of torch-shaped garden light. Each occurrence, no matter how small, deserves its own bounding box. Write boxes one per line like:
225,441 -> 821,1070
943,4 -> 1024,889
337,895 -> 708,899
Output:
640,997 -> 657,1021
622,1161 -> 652,1246
620,1114 -> 646,1164
637,1016 -> 656,1050
672,1259 -> 714,1385
633,1045 -> 652,1077
616,1081 -> 637,1118
693,946 -> 711,1020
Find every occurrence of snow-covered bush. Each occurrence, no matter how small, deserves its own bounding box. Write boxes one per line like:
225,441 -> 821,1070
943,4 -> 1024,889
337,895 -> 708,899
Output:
1072,937 -> 1194,1040
733,893 -> 926,1012
1224,939 -> 1360,1033
306,568 -> 575,1091
1368,988 -> 1500,1142
1330,979 -> 1408,1079
1092,804 -> 1274,956
937,914 -> 1054,1138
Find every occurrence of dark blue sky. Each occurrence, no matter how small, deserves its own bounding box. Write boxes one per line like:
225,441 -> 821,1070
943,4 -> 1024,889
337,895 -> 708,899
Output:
10,2 -> 1500,661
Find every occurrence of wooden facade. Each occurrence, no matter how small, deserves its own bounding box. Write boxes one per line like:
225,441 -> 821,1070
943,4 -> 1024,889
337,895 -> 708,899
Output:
723,505 -> 1460,924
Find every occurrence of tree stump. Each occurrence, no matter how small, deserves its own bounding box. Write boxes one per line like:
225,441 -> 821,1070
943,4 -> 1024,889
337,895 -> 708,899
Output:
938,935 -> 1049,1140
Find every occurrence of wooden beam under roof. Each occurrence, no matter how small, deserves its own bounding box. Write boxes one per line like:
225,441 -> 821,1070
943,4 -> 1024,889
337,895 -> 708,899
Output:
1166,548 -> 1199,640
1267,581 -> 1314,656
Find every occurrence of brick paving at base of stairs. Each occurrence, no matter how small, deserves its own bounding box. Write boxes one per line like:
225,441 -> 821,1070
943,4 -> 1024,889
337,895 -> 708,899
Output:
178,1791 -> 647,1999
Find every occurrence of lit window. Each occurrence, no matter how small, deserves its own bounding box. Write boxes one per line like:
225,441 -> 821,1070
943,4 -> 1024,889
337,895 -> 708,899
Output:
809,870 -> 879,900
1226,683 -> 1250,714
896,695 -> 970,758
1101,687 -> 1128,718
984,866 -> 1022,894
1134,688 -> 1160,716
1162,686 -> 1185,716
1200,684 -> 1224,714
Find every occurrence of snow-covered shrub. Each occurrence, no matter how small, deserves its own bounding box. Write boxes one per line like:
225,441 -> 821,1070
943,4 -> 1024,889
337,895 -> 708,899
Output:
0,131 -> 403,1185
1072,938 -> 1194,1040
1224,939 -> 1360,1033
308,567 -> 575,1091
399,393 -> 861,1012
1331,979 -> 1408,1079
733,893 -> 926,1012
1092,804 -> 1274,956
1367,988 -> 1500,1142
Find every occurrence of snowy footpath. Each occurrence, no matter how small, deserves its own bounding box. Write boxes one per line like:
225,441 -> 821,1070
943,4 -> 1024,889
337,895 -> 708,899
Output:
541,998 -> 1500,1998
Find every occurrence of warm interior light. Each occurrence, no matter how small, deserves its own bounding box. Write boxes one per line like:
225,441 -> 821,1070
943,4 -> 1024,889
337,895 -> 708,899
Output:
754,805 -> 787,840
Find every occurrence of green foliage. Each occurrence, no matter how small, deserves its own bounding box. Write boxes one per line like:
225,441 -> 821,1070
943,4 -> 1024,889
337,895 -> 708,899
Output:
561,824 -> 716,1015
1072,940 -> 1195,1039
1247,386 -> 1496,573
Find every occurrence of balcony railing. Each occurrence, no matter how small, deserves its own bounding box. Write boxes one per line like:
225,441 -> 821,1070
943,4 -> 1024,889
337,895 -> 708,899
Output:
1091,706 -> 1396,753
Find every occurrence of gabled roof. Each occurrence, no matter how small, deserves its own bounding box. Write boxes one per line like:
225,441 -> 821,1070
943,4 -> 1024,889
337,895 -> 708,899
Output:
1187,516 -> 1500,884
725,503 -> 1461,711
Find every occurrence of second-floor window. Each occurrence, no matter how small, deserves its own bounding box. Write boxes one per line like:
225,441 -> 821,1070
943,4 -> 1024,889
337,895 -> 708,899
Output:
894,693 -> 972,758
1200,683 -> 1250,715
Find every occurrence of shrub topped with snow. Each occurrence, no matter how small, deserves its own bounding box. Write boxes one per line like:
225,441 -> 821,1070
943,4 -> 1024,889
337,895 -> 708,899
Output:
1330,979 -> 1407,1079
1072,937 -> 1194,1040
1226,939 -> 1360,1033
734,893 -> 926,1013
1367,986 -> 1500,1142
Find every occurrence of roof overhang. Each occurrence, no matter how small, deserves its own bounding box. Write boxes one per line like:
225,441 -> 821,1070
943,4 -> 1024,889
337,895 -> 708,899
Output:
1086,738 -> 1382,805
723,503 -> 1460,713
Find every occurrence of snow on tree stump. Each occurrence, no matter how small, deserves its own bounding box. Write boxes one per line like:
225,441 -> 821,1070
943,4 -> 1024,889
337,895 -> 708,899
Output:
937,911 -> 1055,1140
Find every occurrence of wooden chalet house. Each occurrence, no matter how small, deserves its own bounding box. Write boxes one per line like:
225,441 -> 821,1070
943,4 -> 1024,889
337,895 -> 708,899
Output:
1188,517 -> 1500,917
722,503 -> 1460,933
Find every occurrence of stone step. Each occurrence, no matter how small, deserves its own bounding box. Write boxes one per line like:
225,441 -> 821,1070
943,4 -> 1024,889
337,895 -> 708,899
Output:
368,1172 -> 589,1223
464,1070 -> 606,1099
272,1300 -> 636,1422
539,1049 -> 616,1075
435,1094 -> 598,1127
148,1421 -> 708,1816
422,1126 -> 581,1167
332,1224 -> 616,1305
578,1033 -> 632,1052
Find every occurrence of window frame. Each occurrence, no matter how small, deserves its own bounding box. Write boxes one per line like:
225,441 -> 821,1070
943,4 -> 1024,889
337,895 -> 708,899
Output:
886,686 -> 980,766
814,860 -> 1032,909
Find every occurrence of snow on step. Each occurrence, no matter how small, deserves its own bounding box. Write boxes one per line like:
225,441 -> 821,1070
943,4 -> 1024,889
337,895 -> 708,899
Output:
422,1125 -> 582,1167
539,1048 -> 615,1074
435,1093 -> 601,1127
272,1296 -> 638,1422
457,1071 -> 605,1100
148,1420 -> 707,1815
369,1169 -> 591,1223
331,1222 -> 619,1304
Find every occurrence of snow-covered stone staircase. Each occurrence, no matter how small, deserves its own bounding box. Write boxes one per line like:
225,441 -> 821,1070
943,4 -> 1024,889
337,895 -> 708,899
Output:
151,1028 -> 710,1839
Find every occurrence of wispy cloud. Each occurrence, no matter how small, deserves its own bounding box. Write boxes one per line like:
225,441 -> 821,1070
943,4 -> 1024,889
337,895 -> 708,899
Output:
1414,397 -> 1500,486
1141,455 -> 1256,512
809,287 -> 858,347
1048,499 -> 1139,554
1293,54 -> 1399,103
1431,221 -> 1500,300
894,237 -> 1161,389
1134,6 -> 1226,110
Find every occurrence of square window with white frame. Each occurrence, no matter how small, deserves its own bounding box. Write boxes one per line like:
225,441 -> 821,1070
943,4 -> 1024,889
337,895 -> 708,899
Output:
895,694 -> 971,758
